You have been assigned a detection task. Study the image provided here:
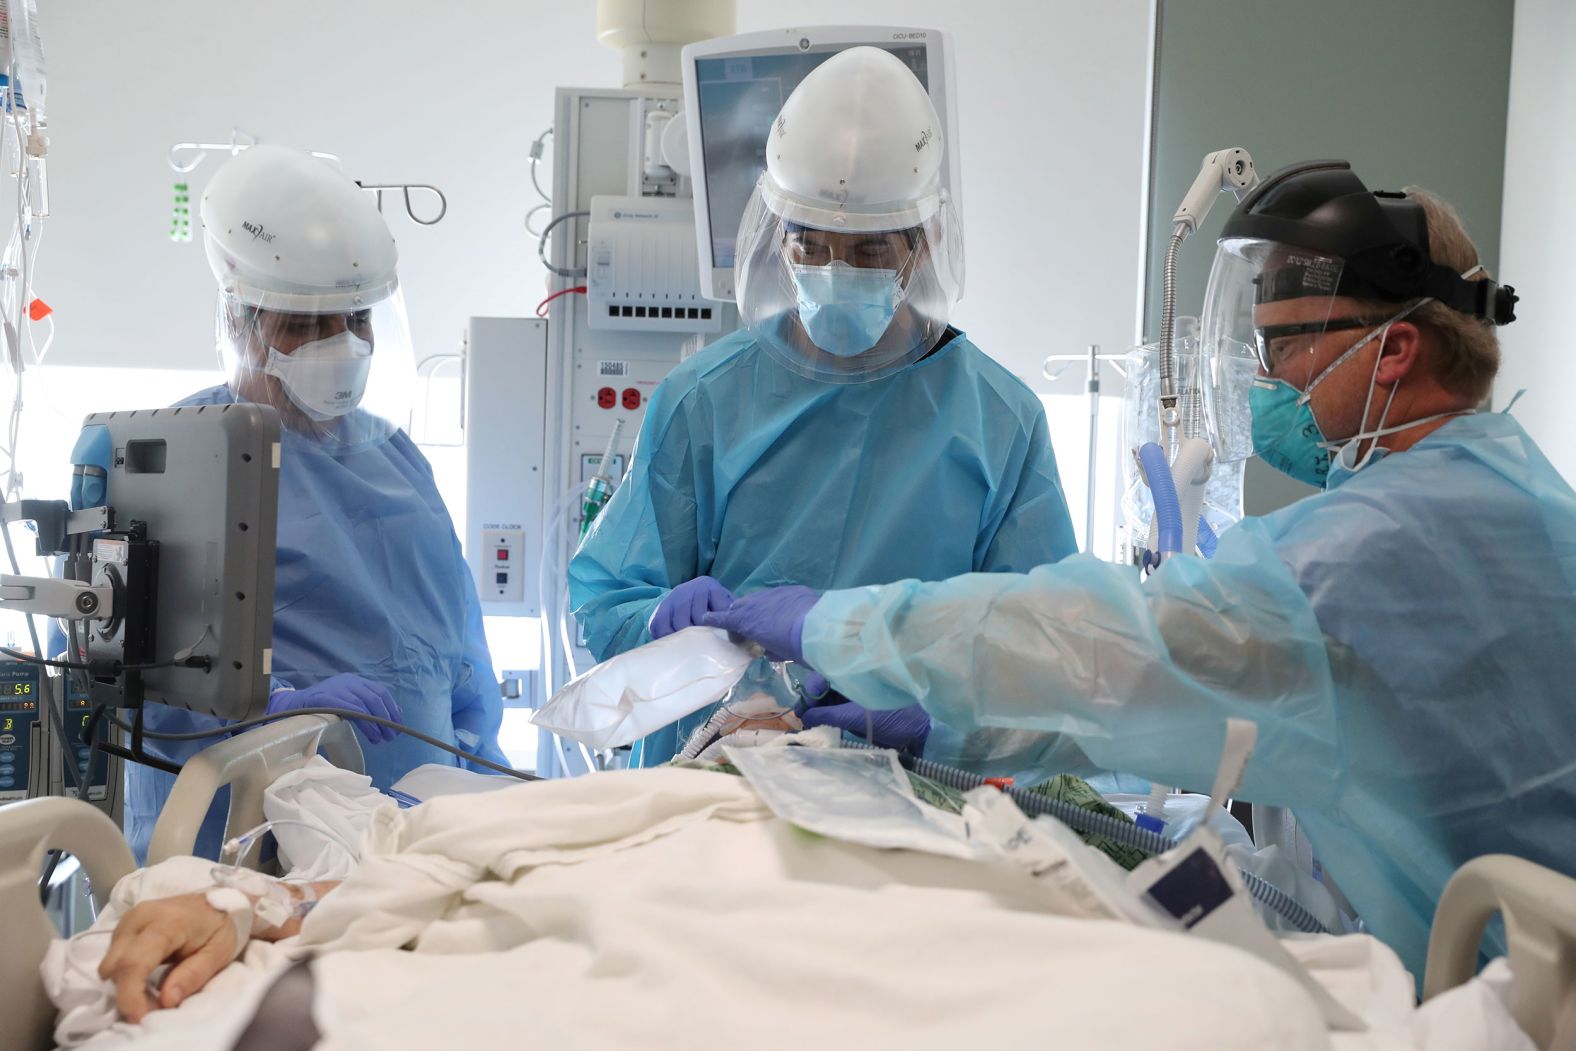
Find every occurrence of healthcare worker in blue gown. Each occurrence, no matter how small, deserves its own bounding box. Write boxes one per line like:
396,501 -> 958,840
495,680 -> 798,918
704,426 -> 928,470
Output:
569,48 -> 1079,769
123,145 -> 506,862
705,161 -> 1576,985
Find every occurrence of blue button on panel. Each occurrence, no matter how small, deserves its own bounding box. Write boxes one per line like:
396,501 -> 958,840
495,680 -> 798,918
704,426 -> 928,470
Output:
0,750 -> 13,762
0,777 -> 15,788
0,764 -> 14,775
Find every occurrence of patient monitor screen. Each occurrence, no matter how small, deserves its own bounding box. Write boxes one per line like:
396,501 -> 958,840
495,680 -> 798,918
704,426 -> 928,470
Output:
694,45 -> 931,272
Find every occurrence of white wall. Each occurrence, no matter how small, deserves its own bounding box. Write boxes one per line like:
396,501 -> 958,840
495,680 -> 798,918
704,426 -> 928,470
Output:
38,0 -> 1152,550
1496,0 -> 1576,482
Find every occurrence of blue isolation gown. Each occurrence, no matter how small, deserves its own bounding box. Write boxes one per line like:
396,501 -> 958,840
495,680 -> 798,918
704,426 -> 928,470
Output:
800,411 -> 1576,981
123,385 -> 506,861
569,326 -> 1078,766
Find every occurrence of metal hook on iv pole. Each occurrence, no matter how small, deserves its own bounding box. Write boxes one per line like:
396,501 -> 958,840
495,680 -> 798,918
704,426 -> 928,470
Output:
167,131 -> 340,174
357,183 -> 449,226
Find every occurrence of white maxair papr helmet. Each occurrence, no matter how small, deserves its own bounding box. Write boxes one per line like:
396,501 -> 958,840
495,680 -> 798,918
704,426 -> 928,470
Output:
735,47 -> 964,383
200,144 -> 415,447
201,144 -> 399,311
761,46 -> 947,233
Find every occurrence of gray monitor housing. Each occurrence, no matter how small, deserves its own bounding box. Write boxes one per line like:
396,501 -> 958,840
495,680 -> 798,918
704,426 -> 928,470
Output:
81,404 -> 279,721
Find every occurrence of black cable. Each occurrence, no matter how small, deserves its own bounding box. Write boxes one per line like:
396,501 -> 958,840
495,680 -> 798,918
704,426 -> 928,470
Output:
0,645 -> 212,673
0,646 -> 91,670
104,706 -> 539,782
131,703 -> 148,774
76,693 -> 108,795
38,847 -> 61,906
85,693 -> 180,778
93,739 -> 177,775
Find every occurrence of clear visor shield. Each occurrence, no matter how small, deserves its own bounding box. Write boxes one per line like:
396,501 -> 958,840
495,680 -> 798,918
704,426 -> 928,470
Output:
215,286 -> 416,449
734,171 -> 964,383
1199,239 -> 1348,460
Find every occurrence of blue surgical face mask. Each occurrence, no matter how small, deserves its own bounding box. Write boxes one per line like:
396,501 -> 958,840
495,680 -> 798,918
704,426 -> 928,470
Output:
790,261 -> 903,357
1250,301 -> 1421,488
1249,378 -> 1333,487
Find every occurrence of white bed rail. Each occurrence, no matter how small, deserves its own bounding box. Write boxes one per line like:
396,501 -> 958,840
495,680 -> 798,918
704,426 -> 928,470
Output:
146,713 -> 364,865
1424,853 -> 1576,1050
0,797 -> 135,1051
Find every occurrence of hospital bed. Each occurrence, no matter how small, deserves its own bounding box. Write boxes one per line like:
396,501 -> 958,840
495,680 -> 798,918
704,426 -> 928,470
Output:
3,730 -> 1575,1051
2,713 -> 361,1051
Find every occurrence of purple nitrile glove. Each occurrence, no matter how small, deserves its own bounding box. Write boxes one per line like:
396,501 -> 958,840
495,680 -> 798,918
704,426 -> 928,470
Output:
798,698 -> 931,754
267,674 -> 402,744
649,576 -> 737,639
800,670 -> 832,701
699,585 -> 820,664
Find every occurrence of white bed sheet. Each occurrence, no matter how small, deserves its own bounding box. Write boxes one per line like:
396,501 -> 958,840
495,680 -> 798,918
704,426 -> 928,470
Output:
45,766 -> 1534,1050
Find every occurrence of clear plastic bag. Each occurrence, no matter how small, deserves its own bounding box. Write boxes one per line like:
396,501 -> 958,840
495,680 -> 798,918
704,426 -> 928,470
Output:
533,627 -> 758,749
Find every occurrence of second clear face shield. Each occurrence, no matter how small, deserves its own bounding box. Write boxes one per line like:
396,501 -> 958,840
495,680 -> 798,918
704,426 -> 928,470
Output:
733,171 -> 965,384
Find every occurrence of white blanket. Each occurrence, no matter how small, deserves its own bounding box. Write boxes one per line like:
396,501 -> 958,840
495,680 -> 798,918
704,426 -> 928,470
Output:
45,767 -> 1534,1050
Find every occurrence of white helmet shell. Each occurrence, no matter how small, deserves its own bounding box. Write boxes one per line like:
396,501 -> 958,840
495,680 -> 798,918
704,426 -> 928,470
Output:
201,144 -> 398,313
762,46 -> 945,233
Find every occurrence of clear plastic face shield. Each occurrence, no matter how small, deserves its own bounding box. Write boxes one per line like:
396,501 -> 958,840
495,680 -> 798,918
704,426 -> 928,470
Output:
734,171 -> 964,383
215,283 -> 415,450
1200,239 -> 1356,450
1201,237 -> 1436,487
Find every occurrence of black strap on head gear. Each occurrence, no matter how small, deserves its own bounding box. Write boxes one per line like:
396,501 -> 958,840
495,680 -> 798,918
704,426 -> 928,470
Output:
1223,160 -> 1517,325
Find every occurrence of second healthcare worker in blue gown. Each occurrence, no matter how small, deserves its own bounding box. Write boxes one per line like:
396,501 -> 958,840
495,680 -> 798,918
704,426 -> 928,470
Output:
569,48 -> 1079,768
122,145 -> 507,862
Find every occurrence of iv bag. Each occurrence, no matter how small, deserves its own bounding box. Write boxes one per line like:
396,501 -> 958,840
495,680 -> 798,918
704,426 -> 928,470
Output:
1121,318 -> 1247,546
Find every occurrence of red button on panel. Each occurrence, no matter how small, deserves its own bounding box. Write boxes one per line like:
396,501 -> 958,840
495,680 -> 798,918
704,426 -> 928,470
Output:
597,387 -> 617,409
621,387 -> 641,411
496,549 -> 509,561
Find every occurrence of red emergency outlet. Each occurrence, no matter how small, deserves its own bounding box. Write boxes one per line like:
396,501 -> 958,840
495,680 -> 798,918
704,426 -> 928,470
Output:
621,387 -> 642,411
597,386 -> 617,409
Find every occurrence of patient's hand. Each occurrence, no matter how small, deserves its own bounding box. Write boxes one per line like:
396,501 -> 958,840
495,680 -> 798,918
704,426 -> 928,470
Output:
98,879 -> 341,1022
98,892 -> 237,1023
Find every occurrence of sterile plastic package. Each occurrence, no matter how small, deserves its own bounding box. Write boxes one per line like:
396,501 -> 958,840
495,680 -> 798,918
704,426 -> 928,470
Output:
533,626 -> 758,749
725,744 -> 983,860
966,784 -> 1173,925
728,742 -> 1165,921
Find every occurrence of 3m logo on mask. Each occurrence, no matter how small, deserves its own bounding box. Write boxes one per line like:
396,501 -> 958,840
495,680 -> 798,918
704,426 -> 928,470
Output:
335,390 -> 355,401
241,221 -> 275,244
914,128 -> 933,153
775,114 -> 787,138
